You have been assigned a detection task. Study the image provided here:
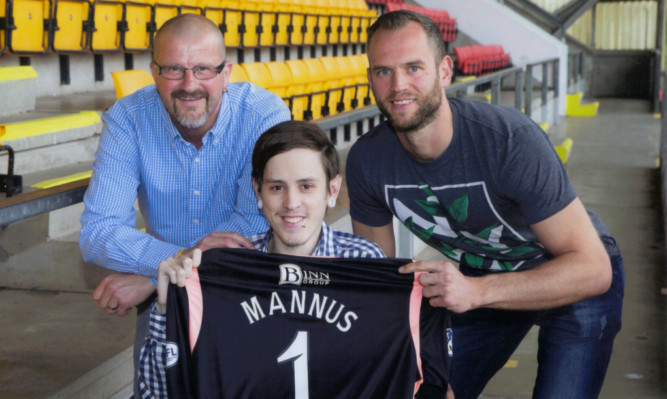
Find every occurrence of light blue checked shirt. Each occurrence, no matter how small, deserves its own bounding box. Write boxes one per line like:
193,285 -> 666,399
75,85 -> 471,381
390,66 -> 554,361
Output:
137,221 -> 385,399
79,82 -> 290,278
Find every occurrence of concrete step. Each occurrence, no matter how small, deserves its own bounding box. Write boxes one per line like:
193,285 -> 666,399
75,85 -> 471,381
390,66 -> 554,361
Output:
0,66 -> 37,117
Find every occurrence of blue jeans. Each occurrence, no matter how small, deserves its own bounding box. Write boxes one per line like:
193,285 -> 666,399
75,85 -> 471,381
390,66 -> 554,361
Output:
449,255 -> 624,399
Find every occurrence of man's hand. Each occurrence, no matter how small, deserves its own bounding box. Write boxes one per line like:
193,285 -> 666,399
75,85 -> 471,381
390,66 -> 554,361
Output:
186,231 -> 254,255
93,274 -> 156,316
400,260 -> 481,313
155,248 -> 203,314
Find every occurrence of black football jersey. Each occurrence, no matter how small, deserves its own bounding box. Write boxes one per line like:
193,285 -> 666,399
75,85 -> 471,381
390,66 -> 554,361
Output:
166,248 -> 451,398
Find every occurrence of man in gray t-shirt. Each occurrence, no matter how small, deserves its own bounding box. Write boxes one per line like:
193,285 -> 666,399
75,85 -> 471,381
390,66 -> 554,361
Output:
347,10 -> 623,399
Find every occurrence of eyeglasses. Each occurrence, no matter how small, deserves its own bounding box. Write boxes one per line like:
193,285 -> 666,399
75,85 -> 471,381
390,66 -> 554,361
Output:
153,61 -> 226,80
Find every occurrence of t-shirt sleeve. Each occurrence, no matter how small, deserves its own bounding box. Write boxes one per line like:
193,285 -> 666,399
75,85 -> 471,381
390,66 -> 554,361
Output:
346,139 -> 395,227
500,123 -> 577,225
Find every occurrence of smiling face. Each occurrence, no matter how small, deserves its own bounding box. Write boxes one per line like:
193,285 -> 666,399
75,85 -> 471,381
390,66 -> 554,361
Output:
367,21 -> 452,135
254,148 -> 341,256
151,16 -> 230,143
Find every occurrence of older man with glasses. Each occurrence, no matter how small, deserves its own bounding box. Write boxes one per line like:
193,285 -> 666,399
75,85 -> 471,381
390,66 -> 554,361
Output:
79,13 -> 290,398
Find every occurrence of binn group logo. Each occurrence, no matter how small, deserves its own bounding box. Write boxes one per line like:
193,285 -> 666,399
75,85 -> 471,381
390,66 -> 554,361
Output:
279,263 -> 330,286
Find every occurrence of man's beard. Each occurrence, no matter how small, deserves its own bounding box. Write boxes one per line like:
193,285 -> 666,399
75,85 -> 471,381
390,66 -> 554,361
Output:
171,89 -> 212,129
376,79 -> 443,134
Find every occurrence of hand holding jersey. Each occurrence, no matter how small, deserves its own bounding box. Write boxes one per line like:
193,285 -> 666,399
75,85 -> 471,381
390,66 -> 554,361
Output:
156,248 -> 202,314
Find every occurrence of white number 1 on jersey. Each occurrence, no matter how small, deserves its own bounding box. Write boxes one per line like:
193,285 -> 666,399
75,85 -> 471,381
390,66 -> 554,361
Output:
277,330 -> 310,399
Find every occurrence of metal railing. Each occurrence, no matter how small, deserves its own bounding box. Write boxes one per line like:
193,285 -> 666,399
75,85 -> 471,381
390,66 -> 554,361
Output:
525,57 -> 560,124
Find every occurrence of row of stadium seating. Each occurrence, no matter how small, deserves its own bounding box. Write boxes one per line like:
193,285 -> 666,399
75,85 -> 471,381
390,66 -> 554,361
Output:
232,54 -> 374,121
0,0 -> 377,55
453,45 -> 512,77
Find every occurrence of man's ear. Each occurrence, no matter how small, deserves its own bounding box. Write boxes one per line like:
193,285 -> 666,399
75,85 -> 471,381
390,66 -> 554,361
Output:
329,175 -> 342,199
439,55 -> 454,88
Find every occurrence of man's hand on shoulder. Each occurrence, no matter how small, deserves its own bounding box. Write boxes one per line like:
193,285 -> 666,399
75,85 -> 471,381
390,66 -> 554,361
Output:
93,274 -> 156,317
191,231 -> 255,253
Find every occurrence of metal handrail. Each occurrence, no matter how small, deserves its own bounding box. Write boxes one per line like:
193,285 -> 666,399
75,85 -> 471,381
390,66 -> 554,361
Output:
525,57 -> 560,121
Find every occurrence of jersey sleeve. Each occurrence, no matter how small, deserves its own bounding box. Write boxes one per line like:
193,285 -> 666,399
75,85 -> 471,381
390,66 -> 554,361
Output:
499,123 -> 577,225
346,137 -> 395,227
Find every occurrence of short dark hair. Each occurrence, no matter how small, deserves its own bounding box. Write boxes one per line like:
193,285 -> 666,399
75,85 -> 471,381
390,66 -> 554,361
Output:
252,121 -> 340,190
367,10 -> 447,64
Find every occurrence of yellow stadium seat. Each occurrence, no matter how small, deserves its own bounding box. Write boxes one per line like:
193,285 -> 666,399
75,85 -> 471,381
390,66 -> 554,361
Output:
123,0 -> 153,51
264,61 -> 293,105
272,0 -> 294,46
319,56 -> 347,115
349,53 -> 372,106
52,0 -> 91,52
291,0 -> 317,45
111,69 -> 155,99
321,0 -> 341,45
219,0 -> 242,48
336,56 -> 359,111
228,62 -> 249,83
8,0 -> 51,54
151,0 -> 179,36
285,59 -> 312,120
89,0 -> 123,52
301,58 -> 329,119
179,0 -> 202,15
247,0 -> 277,47
240,62 -> 273,91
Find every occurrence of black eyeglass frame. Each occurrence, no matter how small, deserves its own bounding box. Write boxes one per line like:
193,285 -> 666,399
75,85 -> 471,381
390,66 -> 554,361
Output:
152,60 -> 227,80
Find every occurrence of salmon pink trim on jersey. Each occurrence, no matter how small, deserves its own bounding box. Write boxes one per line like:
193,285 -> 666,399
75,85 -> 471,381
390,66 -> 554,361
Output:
185,268 -> 203,352
410,271 -> 425,395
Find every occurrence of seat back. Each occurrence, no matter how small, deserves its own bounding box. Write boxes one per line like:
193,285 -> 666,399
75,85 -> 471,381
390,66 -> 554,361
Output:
52,0 -> 90,52
90,0 -> 123,52
111,69 -> 155,99
8,0 -> 51,54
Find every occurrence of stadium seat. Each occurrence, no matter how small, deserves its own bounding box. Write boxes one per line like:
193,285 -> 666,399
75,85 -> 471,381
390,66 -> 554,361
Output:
301,58 -> 329,119
7,0 -> 52,54
89,0 -> 123,52
179,0 -> 202,15
348,53 -> 372,106
217,0 -> 242,48
272,0 -> 296,46
336,56 -> 361,110
228,62 -> 249,83
285,59 -> 311,120
264,61 -> 293,106
240,62 -> 273,91
151,0 -> 180,36
247,0 -> 277,47
316,56 -> 347,115
123,0 -> 153,51
291,0 -> 318,45
111,69 -> 155,99
52,0 -> 91,52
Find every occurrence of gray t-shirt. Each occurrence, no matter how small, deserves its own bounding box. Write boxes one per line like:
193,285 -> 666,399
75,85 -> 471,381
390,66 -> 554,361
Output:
347,98 -> 619,271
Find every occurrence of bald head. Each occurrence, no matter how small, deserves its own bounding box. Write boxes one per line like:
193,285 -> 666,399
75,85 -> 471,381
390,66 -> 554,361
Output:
153,14 -> 225,61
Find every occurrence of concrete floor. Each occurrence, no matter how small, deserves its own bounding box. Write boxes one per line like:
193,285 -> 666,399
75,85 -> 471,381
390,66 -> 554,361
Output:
0,97 -> 665,398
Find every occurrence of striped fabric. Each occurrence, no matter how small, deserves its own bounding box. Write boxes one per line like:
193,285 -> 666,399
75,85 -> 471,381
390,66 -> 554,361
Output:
79,82 -> 290,278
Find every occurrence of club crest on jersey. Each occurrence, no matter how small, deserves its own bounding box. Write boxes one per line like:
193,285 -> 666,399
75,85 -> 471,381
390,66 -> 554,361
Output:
165,342 -> 179,368
279,263 -> 330,286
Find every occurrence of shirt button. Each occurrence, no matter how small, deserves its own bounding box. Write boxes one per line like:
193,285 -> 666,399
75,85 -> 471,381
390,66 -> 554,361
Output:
194,157 -> 200,163
193,219 -> 199,224
194,190 -> 200,196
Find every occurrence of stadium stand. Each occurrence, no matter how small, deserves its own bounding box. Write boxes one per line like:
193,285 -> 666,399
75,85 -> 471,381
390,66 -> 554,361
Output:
453,44 -> 512,77
384,1 -> 457,43
0,65 -> 37,116
0,0 -> 7,54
